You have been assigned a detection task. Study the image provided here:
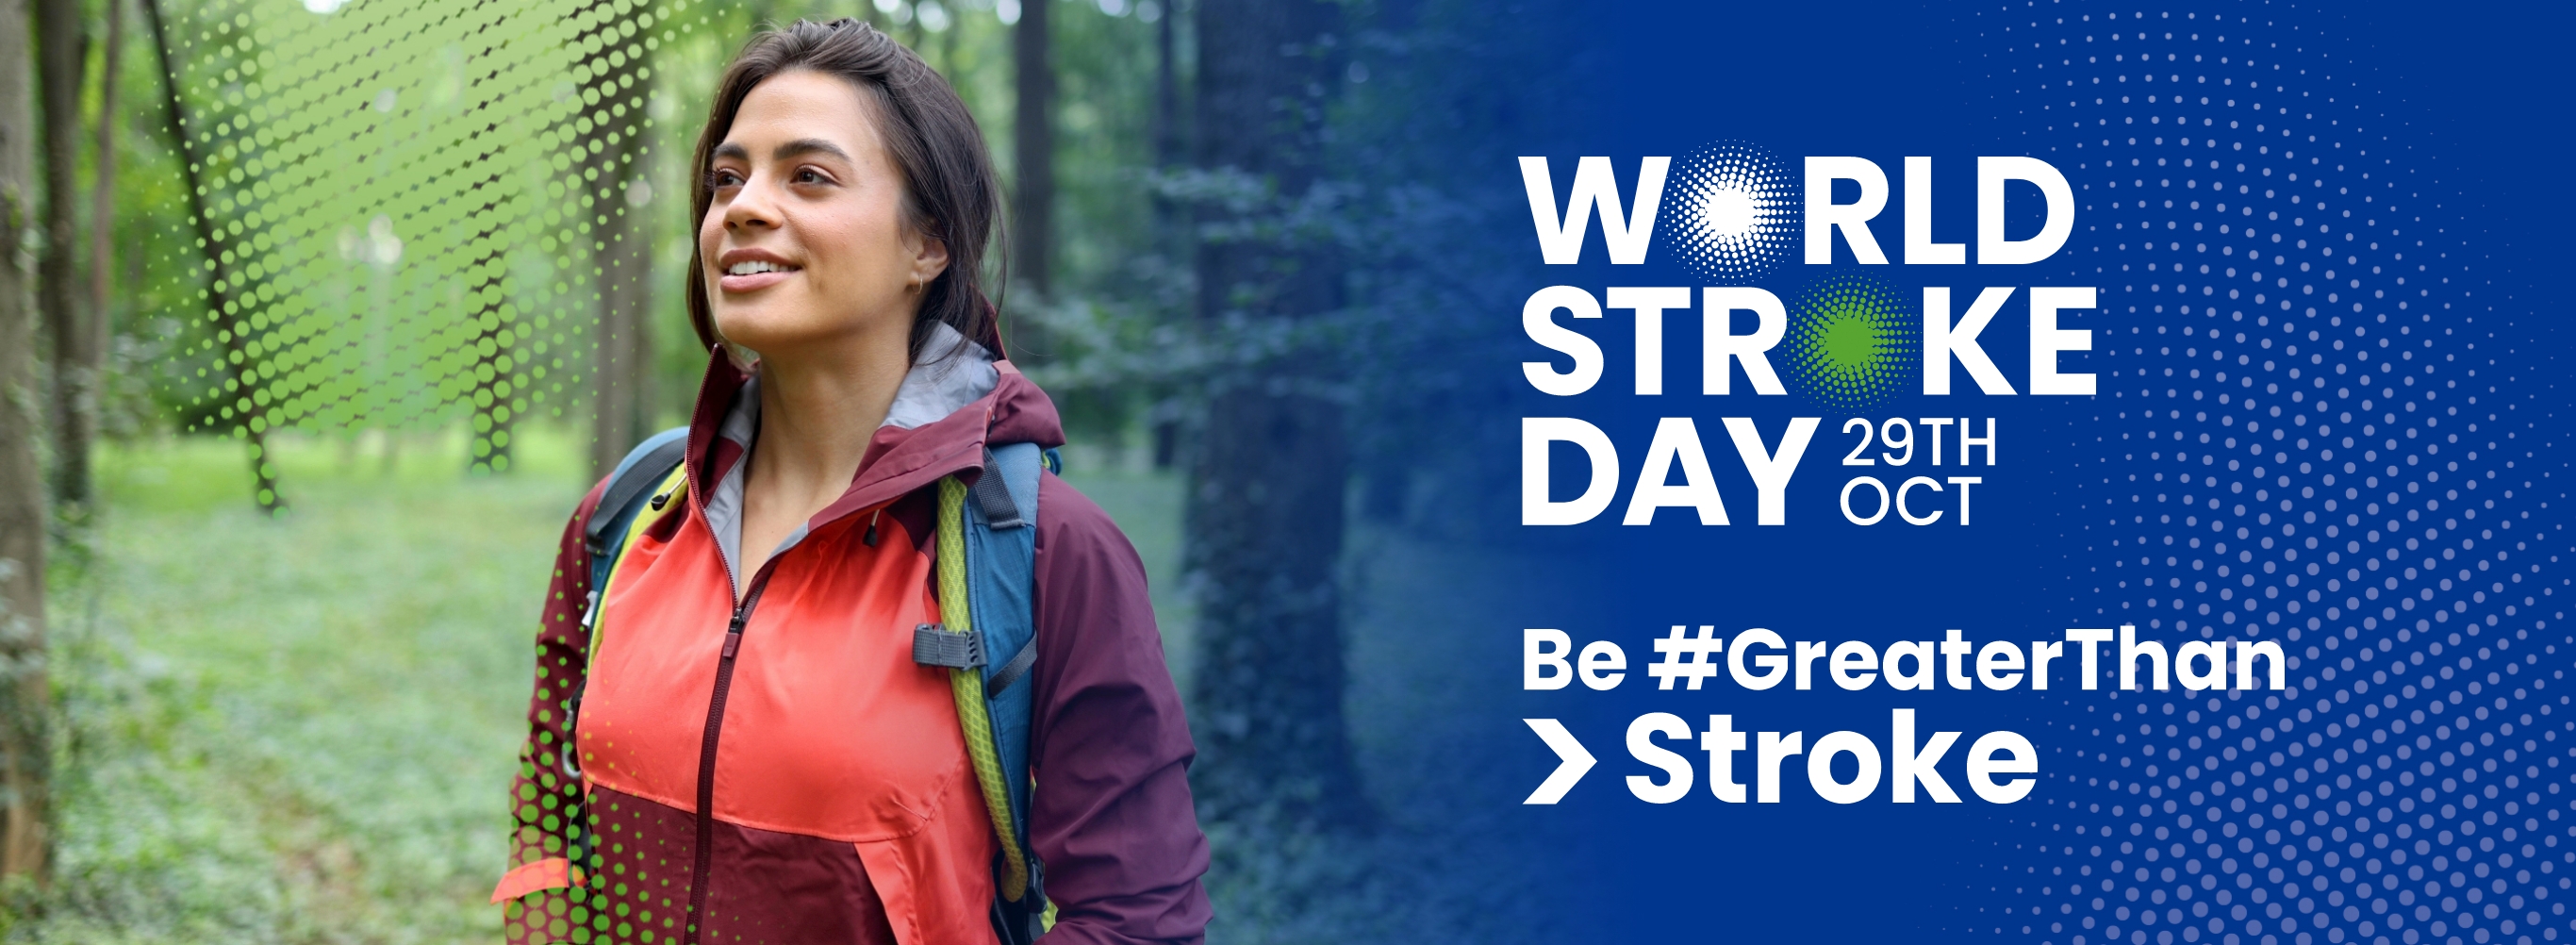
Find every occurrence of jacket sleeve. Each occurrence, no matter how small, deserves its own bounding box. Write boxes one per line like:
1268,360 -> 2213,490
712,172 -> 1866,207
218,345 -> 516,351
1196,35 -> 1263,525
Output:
1026,473 -> 1214,945
494,480 -> 608,944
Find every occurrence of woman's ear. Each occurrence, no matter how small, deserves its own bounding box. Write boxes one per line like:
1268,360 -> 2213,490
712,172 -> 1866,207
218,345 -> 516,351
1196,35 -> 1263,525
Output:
910,232 -> 950,290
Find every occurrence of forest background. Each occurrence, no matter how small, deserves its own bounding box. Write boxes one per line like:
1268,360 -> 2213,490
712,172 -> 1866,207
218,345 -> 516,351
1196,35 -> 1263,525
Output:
0,0 -> 1572,938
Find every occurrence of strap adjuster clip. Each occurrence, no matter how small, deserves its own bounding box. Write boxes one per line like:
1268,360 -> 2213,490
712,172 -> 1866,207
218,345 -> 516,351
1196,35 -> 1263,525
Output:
911,623 -> 985,669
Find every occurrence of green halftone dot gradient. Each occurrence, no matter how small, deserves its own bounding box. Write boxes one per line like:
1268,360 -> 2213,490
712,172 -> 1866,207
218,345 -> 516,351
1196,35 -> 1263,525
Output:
1786,274 -> 1916,410
153,0 -> 697,474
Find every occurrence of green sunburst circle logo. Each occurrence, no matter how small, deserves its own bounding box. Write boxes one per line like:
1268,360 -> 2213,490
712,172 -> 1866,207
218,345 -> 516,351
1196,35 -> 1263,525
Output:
1785,274 -> 1917,410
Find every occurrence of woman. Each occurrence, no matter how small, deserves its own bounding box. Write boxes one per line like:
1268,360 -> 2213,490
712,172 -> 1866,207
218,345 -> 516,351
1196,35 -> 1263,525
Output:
490,21 -> 1209,945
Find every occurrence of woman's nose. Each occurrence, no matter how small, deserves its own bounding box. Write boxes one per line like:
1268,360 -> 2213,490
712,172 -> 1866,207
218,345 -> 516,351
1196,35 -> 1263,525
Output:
725,175 -> 782,229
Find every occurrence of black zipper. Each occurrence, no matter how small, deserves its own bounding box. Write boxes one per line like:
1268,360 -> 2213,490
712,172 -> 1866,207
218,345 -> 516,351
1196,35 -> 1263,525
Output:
683,574 -> 772,945
667,428 -> 966,942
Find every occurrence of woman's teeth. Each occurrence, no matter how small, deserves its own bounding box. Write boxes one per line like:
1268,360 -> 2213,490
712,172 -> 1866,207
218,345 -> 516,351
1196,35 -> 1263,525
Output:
727,260 -> 793,275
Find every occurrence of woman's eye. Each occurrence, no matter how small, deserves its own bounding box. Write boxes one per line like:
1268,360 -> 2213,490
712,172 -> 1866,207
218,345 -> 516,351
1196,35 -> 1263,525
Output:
792,168 -> 827,185
707,169 -> 745,189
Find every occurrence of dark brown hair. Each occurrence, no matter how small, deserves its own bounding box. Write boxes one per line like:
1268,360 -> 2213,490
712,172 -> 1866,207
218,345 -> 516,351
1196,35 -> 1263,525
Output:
686,19 -> 1004,360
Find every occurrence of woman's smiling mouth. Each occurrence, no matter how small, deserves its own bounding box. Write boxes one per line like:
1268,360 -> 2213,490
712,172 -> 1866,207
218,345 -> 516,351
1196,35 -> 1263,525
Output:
717,251 -> 801,291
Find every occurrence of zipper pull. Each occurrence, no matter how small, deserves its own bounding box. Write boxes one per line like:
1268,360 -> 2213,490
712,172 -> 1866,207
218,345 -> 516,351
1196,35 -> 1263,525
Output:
582,589 -> 602,631
863,508 -> 882,547
722,611 -> 746,658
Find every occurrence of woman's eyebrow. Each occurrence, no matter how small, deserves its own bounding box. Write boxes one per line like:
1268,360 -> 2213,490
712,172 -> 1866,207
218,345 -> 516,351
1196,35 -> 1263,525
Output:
771,138 -> 851,162
708,138 -> 850,165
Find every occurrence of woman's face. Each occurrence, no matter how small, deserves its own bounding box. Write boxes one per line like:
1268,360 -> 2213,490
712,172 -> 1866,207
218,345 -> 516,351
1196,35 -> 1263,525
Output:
700,69 -> 946,360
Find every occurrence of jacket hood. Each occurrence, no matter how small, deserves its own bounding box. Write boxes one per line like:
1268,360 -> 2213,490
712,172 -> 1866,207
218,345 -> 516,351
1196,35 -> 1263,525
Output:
681,323 -> 1065,551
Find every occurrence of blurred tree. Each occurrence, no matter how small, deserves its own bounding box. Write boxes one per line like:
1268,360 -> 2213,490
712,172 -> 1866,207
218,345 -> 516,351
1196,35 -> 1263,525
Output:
1183,0 -> 1365,829
36,0 -> 91,517
1147,0 -> 1181,469
1150,0 -> 1179,176
460,32 -> 536,474
143,0 -> 281,512
0,0 -> 52,886
1146,0 -> 1181,252
580,0 -> 659,479
467,204 -> 520,474
1011,0 -> 1051,294
86,0 -> 124,458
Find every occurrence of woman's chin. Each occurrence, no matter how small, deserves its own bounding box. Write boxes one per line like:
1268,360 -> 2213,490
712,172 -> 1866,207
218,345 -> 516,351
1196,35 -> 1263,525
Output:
713,316 -> 872,363
715,301 -> 914,361
709,316 -> 815,359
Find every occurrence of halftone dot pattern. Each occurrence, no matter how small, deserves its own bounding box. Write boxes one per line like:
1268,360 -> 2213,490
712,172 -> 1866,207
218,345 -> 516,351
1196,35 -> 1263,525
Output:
1785,272 -> 1919,411
1662,141 -> 1798,282
145,0 -> 735,938
152,0 -> 690,479
1942,7 -> 2572,945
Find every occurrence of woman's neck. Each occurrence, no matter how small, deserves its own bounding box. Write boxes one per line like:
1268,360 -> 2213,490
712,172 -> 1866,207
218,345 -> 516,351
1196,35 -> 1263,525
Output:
744,323 -> 913,523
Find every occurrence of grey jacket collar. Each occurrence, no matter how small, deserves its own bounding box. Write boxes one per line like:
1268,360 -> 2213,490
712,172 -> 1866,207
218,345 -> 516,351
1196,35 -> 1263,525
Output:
704,323 -> 999,589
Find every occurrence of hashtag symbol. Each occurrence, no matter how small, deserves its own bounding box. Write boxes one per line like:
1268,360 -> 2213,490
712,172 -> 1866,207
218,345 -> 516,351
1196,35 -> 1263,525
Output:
1646,624 -> 1723,690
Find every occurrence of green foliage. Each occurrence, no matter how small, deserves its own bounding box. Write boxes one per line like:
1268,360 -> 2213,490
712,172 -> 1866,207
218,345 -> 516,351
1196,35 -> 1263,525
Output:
991,0 -> 1592,543
88,0 -> 1196,456
1039,0 -> 1170,299
133,0 -> 692,459
27,430 -> 586,941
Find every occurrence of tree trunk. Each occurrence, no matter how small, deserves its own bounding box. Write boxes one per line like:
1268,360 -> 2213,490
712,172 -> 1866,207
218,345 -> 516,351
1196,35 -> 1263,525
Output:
578,2 -> 654,480
1146,0 -> 1182,469
0,0 -> 54,887
1152,0 -> 1181,191
86,0 -> 122,443
145,0 -> 282,512
35,0 -> 89,518
1011,0 -> 1051,295
465,94 -> 522,475
467,207 -> 518,473
1183,0 -> 1364,829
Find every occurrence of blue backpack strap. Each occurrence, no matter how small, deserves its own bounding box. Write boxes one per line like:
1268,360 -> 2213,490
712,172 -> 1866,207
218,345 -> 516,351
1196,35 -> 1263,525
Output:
553,426 -> 688,888
584,427 -> 692,610
964,442 -> 1049,934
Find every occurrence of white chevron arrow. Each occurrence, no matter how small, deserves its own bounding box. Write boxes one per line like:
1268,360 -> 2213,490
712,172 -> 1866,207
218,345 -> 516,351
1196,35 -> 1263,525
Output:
1521,718 -> 1595,804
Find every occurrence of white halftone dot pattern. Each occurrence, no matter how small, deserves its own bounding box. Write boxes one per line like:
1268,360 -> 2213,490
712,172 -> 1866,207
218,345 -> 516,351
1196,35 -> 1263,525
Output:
1948,7 -> 2572,945
1663,141 -> 1798,281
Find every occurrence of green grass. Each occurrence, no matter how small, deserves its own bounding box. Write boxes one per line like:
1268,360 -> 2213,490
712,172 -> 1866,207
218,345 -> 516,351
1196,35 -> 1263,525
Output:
33,429 -> 587,942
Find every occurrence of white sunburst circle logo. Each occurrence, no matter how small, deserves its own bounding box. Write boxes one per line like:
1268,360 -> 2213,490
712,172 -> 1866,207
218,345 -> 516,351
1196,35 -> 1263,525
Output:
1665,142 -> 1797,281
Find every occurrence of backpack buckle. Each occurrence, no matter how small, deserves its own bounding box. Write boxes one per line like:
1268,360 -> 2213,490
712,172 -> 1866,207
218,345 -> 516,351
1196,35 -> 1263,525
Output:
912,623 -> 985,669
